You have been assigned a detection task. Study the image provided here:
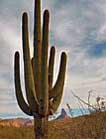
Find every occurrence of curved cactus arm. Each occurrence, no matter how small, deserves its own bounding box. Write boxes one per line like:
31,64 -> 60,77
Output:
31,57 -> 34,69
48,46 -> 55,90
40,10 -> 49,115
49,52 -> 67,99
14,52 -> 33,116
49,96 -> 61,114
49,52 -> 67,114
49,108 -> 54,115
49,98 -> 55,115
22,12 -> 39,109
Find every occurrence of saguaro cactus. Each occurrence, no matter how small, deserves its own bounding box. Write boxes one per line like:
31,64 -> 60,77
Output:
14,0 -> 67,138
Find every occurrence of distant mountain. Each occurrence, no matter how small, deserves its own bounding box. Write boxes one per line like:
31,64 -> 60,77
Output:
0,108 -> 89,119
0,108 -> 89,127
0,118 -> 33,127
56,108 -> 70,120
0,109 -> 70,127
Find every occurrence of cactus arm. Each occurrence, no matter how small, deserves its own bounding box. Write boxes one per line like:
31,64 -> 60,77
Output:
40,10 -> 49,115
14,52 -> 33,116
48,46 -> 55,90
31,57 -> 34,69
49,98 -> 55,115
49,52 -> 67,98
49,95 -> 62,114
49,52 -> 67,111
22,12 -> 39,109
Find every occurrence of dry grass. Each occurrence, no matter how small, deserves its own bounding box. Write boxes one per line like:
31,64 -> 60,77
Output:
0,112 -> 106,139
49,112 -> 106,139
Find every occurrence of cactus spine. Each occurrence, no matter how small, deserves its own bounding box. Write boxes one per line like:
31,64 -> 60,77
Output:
14,0 -> 67,138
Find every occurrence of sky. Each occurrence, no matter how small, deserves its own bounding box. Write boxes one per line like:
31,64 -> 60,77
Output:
1,0 -> 106,116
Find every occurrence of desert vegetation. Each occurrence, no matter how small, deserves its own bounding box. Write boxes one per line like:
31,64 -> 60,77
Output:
71,90 -> 106,115
0,112 -> 106,139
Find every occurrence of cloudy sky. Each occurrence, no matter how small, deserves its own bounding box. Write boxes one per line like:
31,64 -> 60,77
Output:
0,0 -> 106,115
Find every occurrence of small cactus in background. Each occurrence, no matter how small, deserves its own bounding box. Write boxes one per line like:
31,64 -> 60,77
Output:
14,0 -> 67,138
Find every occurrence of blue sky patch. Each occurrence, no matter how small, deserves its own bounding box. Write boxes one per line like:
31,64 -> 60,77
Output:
88,43 -> 106,57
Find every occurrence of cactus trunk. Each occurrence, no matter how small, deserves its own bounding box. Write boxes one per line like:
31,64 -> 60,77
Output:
34,116 -> 48,139
14,0 -> 67,138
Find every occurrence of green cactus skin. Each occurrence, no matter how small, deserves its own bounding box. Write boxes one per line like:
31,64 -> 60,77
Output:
14,0 -> 67,138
